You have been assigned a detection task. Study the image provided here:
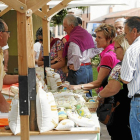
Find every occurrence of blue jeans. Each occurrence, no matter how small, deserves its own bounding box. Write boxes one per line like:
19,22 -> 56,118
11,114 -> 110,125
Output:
67,65 -> 93,97
130,97 -> 140,140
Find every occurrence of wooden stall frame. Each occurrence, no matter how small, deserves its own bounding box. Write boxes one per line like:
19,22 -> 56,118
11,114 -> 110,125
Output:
0,0 -> 73,140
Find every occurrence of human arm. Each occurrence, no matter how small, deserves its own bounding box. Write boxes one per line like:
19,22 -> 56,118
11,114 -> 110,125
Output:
68,67 -> 111,90
34,51 -> 38,65
121,48 -> 135,84
51,50 -> 65,69
0,91 -> 10,112
97,64 -> 123,101
3,49 -> 9,72
3,75 -> 18,85
121,79 -> 129,84
37,50 -> 44,66
62,37 -> 67,45
97,79 -> 121,101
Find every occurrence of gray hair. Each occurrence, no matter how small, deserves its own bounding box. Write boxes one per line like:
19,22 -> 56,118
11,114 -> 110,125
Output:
0,19 -> 5,32
124,16 -> 140,32
64,14 -> 78,27
115,18 -> 126,23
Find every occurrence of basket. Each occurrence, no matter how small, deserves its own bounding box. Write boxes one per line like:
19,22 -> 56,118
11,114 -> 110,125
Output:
85,101 -> 99,113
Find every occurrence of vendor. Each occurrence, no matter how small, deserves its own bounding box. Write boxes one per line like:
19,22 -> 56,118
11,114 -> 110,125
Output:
0,19 -> 18,113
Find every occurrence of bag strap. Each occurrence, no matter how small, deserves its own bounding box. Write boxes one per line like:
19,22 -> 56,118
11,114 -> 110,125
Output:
111,101 -> 120,112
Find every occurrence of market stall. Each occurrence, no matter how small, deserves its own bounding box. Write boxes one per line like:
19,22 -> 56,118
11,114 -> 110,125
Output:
1,83 -> 100,140
0,0 -> 127,140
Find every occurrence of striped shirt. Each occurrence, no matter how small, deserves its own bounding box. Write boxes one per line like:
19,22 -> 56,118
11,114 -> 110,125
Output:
121,36 -> 140,98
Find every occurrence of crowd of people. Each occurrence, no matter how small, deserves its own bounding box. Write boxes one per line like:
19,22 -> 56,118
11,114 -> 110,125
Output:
1,14 -> 140,140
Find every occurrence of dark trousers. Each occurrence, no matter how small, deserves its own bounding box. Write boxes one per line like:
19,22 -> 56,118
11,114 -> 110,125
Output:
106,98 -> 132,140
67,65 -> 93,97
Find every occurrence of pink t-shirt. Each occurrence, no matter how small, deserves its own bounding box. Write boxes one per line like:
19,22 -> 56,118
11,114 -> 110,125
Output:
97,43 -> 120,72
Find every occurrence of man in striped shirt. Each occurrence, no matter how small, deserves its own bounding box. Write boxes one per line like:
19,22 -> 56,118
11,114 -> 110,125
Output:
121,16 -> 140,140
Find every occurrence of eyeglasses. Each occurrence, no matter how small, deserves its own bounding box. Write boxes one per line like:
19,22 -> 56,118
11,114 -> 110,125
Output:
114,46 -> 122,51
2,31 -> 10,35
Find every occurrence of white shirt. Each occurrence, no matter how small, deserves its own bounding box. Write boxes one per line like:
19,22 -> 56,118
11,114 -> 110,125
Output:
67,41 -> 101,70
121,36 -> 140,98
0,47 -> 6,91
34,42 -> 41,67
2,44 -> 9,61
2,44 -> 9,50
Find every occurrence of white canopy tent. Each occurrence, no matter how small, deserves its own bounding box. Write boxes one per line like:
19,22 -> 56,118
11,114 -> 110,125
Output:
0,0 -> 128,11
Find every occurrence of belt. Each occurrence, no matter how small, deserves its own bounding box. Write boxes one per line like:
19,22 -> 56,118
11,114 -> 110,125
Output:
81,62 -> 91,66
134,94 -> 140,98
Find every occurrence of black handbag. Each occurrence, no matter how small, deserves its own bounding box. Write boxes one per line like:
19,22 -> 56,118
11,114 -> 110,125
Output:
96,98 -> 120,126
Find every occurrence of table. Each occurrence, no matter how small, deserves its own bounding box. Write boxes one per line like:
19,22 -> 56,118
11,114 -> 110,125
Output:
0,113 -> 100,140
0,85 -> 100,140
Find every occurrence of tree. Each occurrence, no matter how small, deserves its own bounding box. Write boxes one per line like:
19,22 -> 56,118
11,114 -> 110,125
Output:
51,9 -> 67,26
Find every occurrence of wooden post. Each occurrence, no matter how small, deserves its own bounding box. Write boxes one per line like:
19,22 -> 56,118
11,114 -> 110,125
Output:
42,5 -> 50,56
17,0 -> 30,139
26,12 -> 38,131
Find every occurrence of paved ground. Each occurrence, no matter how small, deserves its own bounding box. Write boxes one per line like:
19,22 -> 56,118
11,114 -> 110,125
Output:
100,122 -> 111,140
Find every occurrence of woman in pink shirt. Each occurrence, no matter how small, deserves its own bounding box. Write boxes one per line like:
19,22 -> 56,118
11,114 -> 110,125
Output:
65,23 -> 120,92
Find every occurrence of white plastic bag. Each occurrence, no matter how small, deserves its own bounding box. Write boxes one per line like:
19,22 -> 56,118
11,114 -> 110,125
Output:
66,109 -> 94,127
10,86 -> 19,94
36,85 -> 59,133
45,67 -> 61,91
8,94 -> 20,135
56,119 -> 75,131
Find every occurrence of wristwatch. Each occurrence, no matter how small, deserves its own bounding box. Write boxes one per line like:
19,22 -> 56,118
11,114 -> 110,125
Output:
98,93 -> 102,98
81,84 -> 84,89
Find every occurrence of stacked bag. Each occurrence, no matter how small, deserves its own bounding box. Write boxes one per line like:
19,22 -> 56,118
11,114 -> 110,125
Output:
8,67 -> 95,135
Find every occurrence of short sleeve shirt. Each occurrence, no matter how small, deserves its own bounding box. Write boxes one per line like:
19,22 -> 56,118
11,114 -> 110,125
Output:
109,63 -> 123,88
0,47 -> 6,91
97,43 -> 120,72
2,44 -> 9,50
40,40 -> 64,60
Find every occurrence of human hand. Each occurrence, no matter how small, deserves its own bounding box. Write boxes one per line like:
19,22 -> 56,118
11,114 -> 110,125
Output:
68,85 -> 81,90
54,57 -> 62,62
94,88 -> 100,93
61,84 -> 81,90
69,64 -> 76,71
96,98 -> 104,106
0,101 -> 10,113
4,66 -> 8,72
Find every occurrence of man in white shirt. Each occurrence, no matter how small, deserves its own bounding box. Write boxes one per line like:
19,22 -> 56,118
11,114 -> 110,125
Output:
121,16 -> 140,140
0,19 -> 18,112
2,44 -> 9,72
63,15 -> 99,97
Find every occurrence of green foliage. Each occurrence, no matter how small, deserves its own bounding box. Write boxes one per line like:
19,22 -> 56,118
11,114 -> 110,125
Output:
77,6 -> 87,12
51,9 -> 67,26
91,54 -> 100,67
92,67 -> 98,97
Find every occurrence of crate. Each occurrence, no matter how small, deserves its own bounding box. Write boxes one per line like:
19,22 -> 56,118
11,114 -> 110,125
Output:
85,101 -> 99,113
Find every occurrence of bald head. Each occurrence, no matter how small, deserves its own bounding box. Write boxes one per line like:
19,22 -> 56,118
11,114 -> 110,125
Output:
0,19 -> 9,47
